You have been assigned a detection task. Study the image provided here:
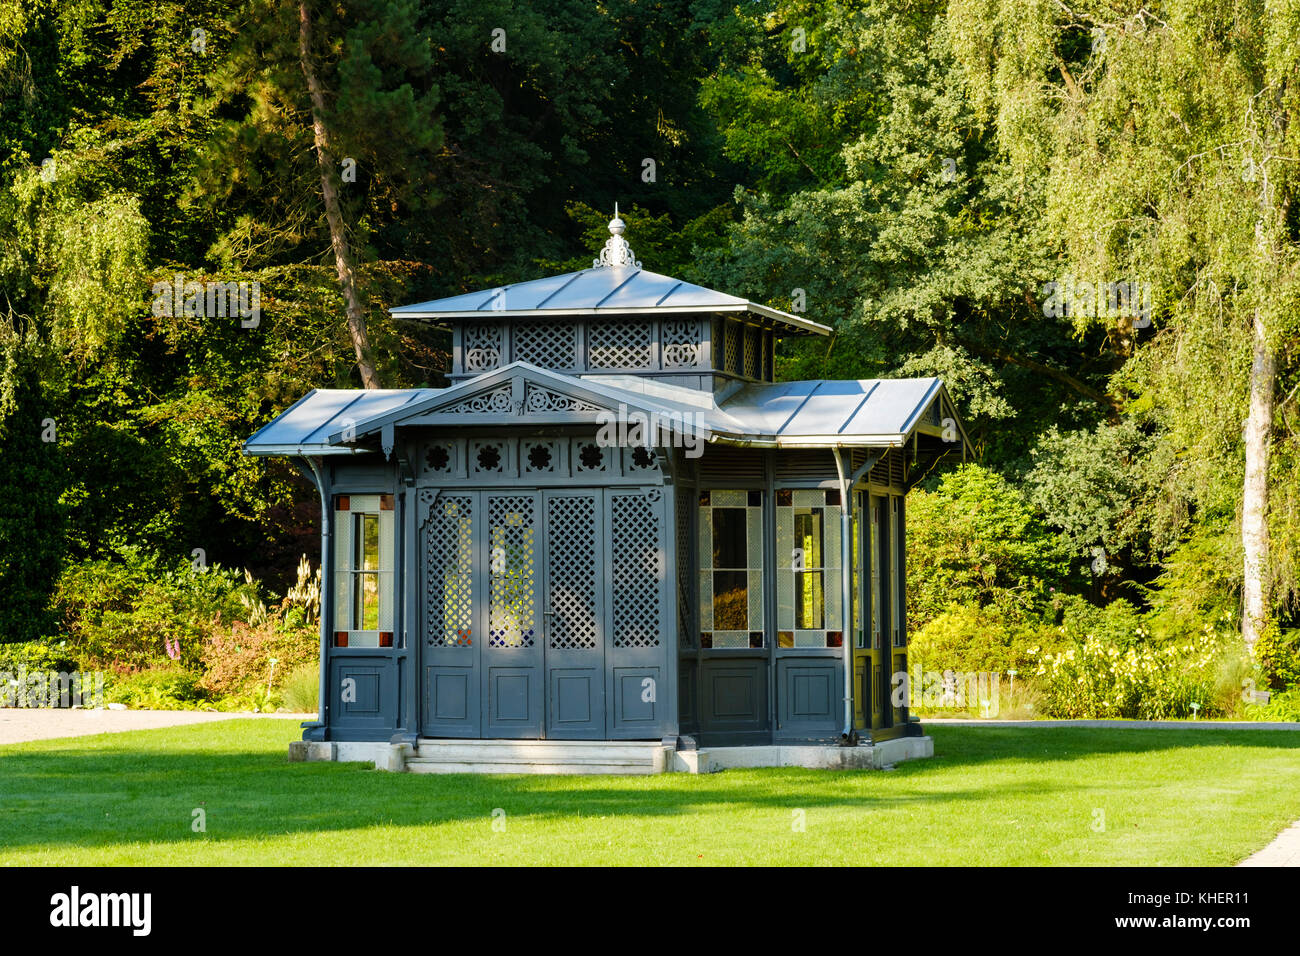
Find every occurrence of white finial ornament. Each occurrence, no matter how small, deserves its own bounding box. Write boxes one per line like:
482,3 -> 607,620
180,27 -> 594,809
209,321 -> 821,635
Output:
594,202 -> 641,269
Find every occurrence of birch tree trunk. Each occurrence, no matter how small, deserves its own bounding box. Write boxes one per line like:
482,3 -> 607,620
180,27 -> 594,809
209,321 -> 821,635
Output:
298,0 -> 380,389
1241,305 -> 1274,651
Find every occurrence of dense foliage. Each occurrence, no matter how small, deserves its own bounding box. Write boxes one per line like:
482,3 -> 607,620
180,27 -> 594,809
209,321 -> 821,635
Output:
3,0 -> 1298,716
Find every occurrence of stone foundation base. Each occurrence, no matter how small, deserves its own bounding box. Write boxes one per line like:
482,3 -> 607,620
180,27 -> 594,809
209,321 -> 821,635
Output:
288,735 -> 934,774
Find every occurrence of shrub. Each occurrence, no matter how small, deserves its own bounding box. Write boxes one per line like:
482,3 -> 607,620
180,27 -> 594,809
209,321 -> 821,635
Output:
1255,626 -> 1300,690
1243,687 -> 1300,722
908,603 -> 1066,674
105,668 -> 208,710
280,663 -> 319,713
0,639 -> 79,674
906,463 -> 1073,629
56,553 -> 265,671
1031,625 -> 1238,719
198,619 -> 317,698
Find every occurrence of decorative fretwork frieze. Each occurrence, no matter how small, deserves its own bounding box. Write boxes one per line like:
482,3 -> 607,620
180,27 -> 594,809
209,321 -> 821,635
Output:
524,383 -> 601,413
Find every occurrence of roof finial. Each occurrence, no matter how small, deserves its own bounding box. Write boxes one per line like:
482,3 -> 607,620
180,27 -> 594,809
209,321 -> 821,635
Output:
594,202 -> 641,269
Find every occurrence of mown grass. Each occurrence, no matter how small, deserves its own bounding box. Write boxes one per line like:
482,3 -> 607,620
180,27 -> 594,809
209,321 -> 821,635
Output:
1,719 -> 1297,865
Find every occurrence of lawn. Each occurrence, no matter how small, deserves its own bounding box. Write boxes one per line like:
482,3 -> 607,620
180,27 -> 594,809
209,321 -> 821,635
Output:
1,719 -> 1298,865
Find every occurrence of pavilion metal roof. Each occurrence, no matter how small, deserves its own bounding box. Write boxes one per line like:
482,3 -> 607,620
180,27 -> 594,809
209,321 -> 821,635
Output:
389,266 -> 833,336
242,363 -> 965,457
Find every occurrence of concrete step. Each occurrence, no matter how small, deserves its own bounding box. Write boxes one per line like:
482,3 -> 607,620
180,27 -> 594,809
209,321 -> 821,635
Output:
407,739 -> 668,774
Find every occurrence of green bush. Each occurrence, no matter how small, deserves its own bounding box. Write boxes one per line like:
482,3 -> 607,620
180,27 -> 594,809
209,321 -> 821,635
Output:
0,639 -> 79,674
908,603 -> 1066,674
1255,627 -> 1300,690
1031,625 -> 1239,719
105,668 -> 208,710
56,553 -> 266,671
280,663 -> 319,713
1243,687 -> 1300,722
906,464 -> 1073,632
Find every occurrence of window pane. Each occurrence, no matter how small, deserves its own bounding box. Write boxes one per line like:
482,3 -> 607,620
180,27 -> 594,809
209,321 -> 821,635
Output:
711,507 -> 747,569
713,570 -> 748,630
796,570 -> 823,629
795,508 -> 822,569
353,513 -> 379,571
353,571 -> 379,630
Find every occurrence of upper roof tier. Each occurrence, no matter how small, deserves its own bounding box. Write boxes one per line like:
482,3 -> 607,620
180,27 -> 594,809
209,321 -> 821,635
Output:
390,208 -> 831,337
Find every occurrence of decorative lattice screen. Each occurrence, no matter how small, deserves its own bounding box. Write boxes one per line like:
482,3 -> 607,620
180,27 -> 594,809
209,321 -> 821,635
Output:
512,322 -> 579,370
463,323 -> 503,372
661,319 -> 703,368
426,494 -> 474,646
487,495 -> 536,648
588,320 -> 653,369
744,325 -> 760,378
609,492 -> 661,647
546,495 -> 599,650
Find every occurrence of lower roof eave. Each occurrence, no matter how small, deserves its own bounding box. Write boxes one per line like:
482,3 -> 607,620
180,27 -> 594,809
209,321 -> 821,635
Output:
708,434 -> 906,450
242,444 -> 374,458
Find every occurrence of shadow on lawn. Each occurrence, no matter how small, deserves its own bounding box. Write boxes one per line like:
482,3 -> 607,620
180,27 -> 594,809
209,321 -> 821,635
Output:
0,723 -> 1297,853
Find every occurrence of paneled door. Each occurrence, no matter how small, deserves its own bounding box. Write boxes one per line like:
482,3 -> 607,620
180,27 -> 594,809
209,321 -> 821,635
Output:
542,489 -> 606,738
419,490 -> 481,737
480,491 -> 544,737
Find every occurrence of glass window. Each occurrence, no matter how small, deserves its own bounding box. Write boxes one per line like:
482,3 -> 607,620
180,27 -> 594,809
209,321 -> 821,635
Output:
334,494 -> 395,648
777,489 -> 842,647
699,490 -> 763,647
871,496 -> 886,650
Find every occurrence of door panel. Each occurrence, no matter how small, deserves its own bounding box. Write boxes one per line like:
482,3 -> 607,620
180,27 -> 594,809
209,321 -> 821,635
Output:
543,490 -> 605,738
419,491 -> 480,737
604,488 -> 667,738
482,492 -> 543,737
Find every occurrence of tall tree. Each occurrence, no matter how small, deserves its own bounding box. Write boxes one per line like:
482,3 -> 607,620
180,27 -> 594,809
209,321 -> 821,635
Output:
201,0 -> 445,388
947,0 -> 1300,645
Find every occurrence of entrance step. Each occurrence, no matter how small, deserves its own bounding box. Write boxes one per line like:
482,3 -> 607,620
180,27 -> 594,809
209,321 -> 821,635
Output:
406,739 -> 671,775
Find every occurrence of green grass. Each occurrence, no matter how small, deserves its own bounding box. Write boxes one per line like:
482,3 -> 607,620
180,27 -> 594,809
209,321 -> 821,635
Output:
2,719 -> 1298,865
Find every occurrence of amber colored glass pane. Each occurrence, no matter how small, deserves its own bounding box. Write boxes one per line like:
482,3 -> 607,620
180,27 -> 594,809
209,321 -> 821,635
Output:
778,631 -> 794,648
712,570 -> 748,630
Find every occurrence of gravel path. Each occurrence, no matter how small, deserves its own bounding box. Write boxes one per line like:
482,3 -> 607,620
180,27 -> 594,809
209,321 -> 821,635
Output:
0,708 -> 314,745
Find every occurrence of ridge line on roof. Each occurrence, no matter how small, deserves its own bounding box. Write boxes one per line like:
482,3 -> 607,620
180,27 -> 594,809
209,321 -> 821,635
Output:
533,269 -> 590,309
775,380 -> 821,435
654,280 -> 685,306
301,391 -> 368,445
593,268 -> 642,308
838,381 -> 881,435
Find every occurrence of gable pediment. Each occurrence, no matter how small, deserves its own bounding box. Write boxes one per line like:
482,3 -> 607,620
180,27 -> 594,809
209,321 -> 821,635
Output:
394,367 -> 616,427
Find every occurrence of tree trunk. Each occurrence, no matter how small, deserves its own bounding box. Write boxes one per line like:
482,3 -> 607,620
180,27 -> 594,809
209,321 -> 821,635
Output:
298,0 -> 380,389
1241,305 -> 1274,651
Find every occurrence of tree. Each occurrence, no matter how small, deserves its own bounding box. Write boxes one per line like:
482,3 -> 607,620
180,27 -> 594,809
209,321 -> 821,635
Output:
202,0 -> 446,388
947,0 -> 1300,650
0,338 -> 65,643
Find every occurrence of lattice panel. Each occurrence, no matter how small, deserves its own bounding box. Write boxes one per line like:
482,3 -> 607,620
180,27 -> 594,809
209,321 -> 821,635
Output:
677,487 -> 694,648
588,320 -> 653,369
463,323 -> 503,372
610,492 -> 661,647
744,325 -> 760,378
661,319 -> 702,368
513,322 -> 579,369
724,320 -> 740,374
488,495 -> 536,648
426,494 -> 474,647
546,495 -> 599,650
